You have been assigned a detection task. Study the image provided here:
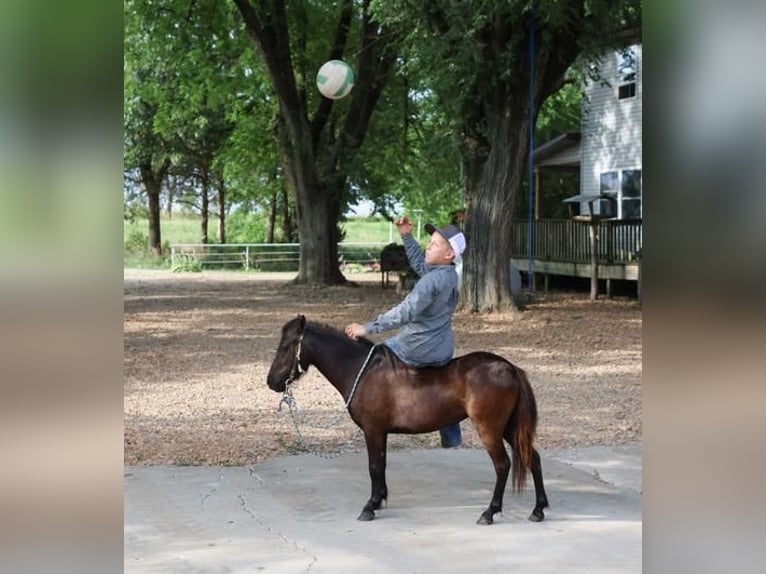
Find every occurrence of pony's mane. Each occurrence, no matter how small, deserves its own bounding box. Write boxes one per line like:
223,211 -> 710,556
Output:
306,320 -> 375,349
306,320 -> 403,370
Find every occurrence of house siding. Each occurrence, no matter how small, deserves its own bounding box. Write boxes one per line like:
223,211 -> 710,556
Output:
581,44 -> 642,217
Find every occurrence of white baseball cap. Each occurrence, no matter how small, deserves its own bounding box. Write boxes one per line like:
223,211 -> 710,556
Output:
425,223 -> 466,256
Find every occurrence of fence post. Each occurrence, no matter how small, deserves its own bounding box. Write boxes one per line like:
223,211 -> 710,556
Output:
171,245 -> 175,268
245,245 -> 249,271
589,220 -> 599,301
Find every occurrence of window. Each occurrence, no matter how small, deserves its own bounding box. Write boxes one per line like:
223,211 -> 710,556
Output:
600,172 -> 619,197
598,172 -> 619,218
619,83 -> 636,99
599,169 -> 642,219
617,46 -> 637,100
621,169 -> 642,219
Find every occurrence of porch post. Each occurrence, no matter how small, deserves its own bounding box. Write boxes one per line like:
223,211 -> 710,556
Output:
589,220 -> 599,301
534,169 -> 542,220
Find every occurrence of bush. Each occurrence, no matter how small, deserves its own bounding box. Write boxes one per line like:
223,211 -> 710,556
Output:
171,254 -> 202,273
124,229 -> 172,269
227,210 -> 268,243
124,229 -> 148,255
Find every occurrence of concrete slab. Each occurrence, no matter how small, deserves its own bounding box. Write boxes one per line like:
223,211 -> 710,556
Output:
125,447 -> 642,573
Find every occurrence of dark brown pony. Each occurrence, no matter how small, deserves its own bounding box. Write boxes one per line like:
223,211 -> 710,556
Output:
267,315 -> 549,525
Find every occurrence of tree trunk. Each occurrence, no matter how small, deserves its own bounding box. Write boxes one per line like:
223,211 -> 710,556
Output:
216,178 -> 226,244
295,186 -> 346,285
200,171 -> 209,244
140,157 -> 170,256
233,0 -> 394,285
165,175 -> 175,219
461,102 -> 529,314
266,186 -> 277,244
284,152 -> 345,284
146,177 -> 162,257
417,4 -> 585,315
280,186 -> 296,242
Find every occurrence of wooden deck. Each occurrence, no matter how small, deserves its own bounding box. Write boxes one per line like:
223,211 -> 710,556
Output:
510,257 -> 639,282
511,219 -> 642,282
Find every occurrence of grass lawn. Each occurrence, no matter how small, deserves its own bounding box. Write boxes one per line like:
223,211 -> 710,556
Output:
124,214 -> 402,245
124,214 -> 212,245
124,214 -> 412,269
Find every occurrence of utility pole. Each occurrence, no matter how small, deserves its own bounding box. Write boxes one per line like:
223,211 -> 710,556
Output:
413,209 -> 423,241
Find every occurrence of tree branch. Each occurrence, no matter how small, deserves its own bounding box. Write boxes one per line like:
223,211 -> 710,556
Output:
310,0 -> 354,151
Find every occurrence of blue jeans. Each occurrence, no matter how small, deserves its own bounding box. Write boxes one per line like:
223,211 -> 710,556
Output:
384,338 -> 463,448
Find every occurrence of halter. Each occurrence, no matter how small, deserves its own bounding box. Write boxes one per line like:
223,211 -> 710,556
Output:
279,328 -> 378,420
284,330 -> 305,388
278,341 -> 379,458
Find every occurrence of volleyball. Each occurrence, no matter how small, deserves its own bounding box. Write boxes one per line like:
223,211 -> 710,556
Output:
316,60 -> 355,100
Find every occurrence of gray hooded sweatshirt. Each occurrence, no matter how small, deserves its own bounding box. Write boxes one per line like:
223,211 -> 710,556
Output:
364,233 -> 459,366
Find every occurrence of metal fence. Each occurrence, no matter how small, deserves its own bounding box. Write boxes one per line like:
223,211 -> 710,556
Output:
170,242 -> 390,272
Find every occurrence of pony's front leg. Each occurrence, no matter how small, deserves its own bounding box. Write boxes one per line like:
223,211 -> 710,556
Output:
358,430 -> 388,521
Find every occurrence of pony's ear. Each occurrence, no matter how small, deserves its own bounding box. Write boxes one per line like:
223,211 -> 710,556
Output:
297,314 -> 306,329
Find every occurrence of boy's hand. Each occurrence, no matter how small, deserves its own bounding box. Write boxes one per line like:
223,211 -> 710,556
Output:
394,215 -> 413,236
344,323 -> 366,340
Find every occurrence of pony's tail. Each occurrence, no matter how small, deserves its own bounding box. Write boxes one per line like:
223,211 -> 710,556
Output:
506,365 -> 538,493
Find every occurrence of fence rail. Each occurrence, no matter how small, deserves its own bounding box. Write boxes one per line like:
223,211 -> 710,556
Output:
170,242 -> 389,272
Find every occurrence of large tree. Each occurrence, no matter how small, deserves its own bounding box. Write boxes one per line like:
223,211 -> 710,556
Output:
373,1 -> 641,312
124,3 -> 169,254
232,0 -> 401,284
125,0 -> 252,253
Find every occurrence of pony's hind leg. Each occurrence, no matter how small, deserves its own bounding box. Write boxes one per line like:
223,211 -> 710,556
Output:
502,429 -> 549,522
476,434 -> 511,525
528,448 -> 549,522
358,430 -> 388,521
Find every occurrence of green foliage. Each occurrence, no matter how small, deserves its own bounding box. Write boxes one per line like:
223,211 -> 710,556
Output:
124,215 -> 208,268
171,254 -> 203,273
124,228 -> 148,255
124,0 -> 281,240
523,77 -> 583,219
124,203 -> 149,224
124,0 -> 467,259
348,68 -> 463,222
124,236 -> 171,269
124,0 -> 640,297
535,78 -> 582,142
124,215 -> 216,246
342,218 -> 394,244
226,210 -> 269,243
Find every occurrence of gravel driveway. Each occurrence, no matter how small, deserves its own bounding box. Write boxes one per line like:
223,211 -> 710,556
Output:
124,269 -> 641,465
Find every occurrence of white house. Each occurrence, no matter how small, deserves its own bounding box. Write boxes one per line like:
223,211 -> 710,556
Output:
532,40 -> 643,221
516,39 -> 643,295
580,42 -> 643,219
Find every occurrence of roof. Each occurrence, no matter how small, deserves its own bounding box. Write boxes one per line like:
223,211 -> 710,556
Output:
533,133 -> 581,169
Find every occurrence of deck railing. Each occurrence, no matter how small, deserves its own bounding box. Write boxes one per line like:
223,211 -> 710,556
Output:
511,219 -> 642,264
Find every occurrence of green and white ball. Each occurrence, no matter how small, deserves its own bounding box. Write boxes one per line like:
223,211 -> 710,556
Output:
316,60 -> 355,100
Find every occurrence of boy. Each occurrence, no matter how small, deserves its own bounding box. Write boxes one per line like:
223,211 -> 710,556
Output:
344,215 -> 465,447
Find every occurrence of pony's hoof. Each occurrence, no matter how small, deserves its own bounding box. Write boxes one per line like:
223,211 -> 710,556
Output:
528,509 -> 545,522
476,514 -> 493,525
358,509 -> 375,521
